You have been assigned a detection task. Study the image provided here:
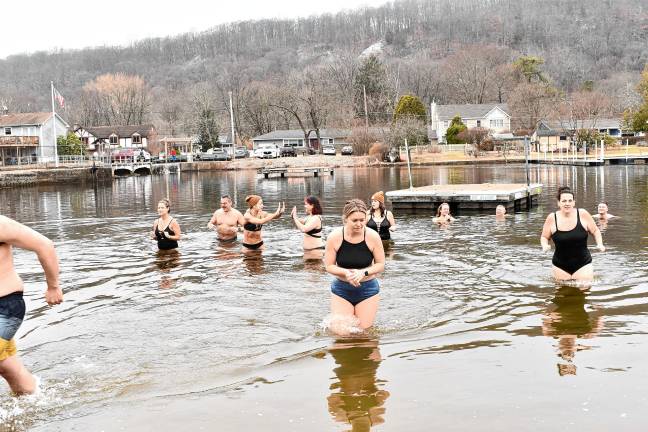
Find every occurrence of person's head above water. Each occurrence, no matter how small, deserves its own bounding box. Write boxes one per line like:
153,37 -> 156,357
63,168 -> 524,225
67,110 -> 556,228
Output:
220,195 -> 233,211
157,198 -> 171,216
556,186 -> 575,212
343,199 -> 368,229
597,202 -> 609,215
496,205 -> 507,216
370,191 -> 386,215
304,196 -> 322,215
245,194 -> 262,210
436,202 -> 451,218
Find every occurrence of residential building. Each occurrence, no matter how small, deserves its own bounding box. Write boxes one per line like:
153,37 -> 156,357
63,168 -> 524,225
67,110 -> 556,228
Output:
252,129 -> 352,150
75,124 -> 158,154
0,112 -> 68,166
430,102 -> 511,143
533,118 -> 625,152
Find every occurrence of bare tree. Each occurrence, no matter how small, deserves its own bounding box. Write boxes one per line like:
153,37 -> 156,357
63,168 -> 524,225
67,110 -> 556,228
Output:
508,82 -> 559,131
81,73 -> 151,125
557,90 -> 614,149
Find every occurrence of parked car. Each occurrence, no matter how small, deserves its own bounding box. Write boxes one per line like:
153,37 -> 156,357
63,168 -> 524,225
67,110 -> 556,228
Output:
341,145 -> 354,155
254,144 -> 279,159
322,145 -> 336,156
112,148 -> 151,163
212,149 -> 232,161
235,146 -> 249,158
280,145 -> 297,157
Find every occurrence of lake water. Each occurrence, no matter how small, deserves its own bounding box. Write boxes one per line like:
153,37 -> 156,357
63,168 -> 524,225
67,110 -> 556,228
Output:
1,164 -> 647,431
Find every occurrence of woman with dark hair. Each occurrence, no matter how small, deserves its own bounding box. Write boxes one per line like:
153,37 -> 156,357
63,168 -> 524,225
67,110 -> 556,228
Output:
242,195 -> 284,250
325,199 -> 385,335
541,186 -> 605,281
432,202 -> 455,225
150,198 -> 181,250
291,196 -> 325,252
366,191 -> 396,241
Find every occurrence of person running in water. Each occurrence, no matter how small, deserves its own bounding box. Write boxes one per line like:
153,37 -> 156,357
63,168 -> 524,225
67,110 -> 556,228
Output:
0,215 -> 63,394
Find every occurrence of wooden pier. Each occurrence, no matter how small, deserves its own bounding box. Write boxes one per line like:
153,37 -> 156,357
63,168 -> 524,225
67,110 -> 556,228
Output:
529,155 -> 648,166
386,183 -> 543,213
258,166 -> 334,179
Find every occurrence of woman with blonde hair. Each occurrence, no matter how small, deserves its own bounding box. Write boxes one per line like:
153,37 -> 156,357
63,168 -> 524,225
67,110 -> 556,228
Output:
150,198 -> 181,250
242,195 -> 285,250
366,191 -> 396,241
432,202 -> 455,225
325,199 -> 385,335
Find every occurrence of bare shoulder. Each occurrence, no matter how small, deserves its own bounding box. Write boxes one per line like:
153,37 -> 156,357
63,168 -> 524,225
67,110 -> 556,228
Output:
365,227 -> 382,243
326,227 -> 343,243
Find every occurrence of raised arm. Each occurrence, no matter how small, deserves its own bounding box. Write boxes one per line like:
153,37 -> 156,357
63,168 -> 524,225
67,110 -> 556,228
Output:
0,216 -> 62,305
245,203 -> 284,225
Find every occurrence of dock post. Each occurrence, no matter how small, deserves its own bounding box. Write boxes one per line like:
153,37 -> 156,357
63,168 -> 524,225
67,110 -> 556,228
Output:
405,138 -> 414,189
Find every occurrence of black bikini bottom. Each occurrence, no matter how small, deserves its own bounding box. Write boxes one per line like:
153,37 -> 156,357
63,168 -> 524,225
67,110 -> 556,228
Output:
242,241 -> 264,250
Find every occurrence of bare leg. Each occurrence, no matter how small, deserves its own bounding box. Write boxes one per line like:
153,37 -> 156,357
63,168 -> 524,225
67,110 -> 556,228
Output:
0,355 -> 36,395
354,295 -> 380,329
330,294 -> 356,336
552,264 -> 594,282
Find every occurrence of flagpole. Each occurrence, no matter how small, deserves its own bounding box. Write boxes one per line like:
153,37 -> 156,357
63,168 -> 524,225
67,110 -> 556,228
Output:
51,81 -> 59,168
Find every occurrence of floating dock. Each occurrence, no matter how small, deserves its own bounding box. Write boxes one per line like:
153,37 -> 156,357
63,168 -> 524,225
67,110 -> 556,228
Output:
529,156 -> 648,166
258,166 -> 334,179
386,183 -> 543,213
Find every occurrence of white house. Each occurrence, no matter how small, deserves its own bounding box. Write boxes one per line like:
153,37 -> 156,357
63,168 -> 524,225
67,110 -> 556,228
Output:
430,102 -> 511,143
75,124 -> 158,154
252,129 -> 351,151
0,112 -> 69,166
532,118 -> 626,152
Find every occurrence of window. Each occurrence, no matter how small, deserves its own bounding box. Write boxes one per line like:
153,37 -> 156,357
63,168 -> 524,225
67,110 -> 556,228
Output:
476,120 -> 481,127
81,137 -> 89,145
109,134 -> 118,145
4,127 -> 11,135
132,134 -> 141,144
559,135 -> 567,141
489,119 -> 504,129
286,139 -> 303,147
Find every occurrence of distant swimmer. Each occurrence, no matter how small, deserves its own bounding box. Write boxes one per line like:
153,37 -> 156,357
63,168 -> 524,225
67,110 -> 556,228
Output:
495,204 -> 507,221
325,199 -> 385,335
540,186 -> 605,281
207,195 -> 245,243
432,202 -> 456,225
291,196 -> 325,252
151,198 -> 181,250
242,195 -> 285,250
0,215 -> 63,395
593,202 -> 616,221
366,191 -> 396,241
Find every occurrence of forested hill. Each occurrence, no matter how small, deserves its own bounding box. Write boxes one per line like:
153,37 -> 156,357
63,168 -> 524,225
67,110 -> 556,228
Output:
0,0 -> 646,133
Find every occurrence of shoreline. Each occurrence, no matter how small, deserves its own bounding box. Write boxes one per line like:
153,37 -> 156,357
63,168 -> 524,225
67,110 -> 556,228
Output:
0,155 -> 528,188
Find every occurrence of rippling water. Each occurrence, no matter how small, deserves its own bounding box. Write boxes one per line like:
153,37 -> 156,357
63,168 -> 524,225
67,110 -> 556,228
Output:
1,164 -> 648,431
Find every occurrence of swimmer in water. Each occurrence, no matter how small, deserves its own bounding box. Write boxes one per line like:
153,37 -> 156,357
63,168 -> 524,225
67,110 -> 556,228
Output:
207,195 -> 245,243
242,195 -> 285,250
292,196 -> 325,253
432,202 -> 455,225
366,191 -> 396,241
540,186 -> 605,281
151,198 -> 181,250
592,202 -> 616,221
325,199 -> 385,335
0,215 -> 63,395
495,204 -> 507,221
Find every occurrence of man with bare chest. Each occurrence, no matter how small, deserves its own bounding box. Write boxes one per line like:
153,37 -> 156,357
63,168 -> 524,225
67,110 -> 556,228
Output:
207,195 -> 245,243
0,215 -> 63,394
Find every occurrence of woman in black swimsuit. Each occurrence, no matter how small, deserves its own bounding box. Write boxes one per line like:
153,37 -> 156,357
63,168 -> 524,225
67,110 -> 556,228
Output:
366,191 -> 396,241
541,186 -> 605,281
292,196 -> 325,255
150,198 -> 181,250
325,199 -> 385,335
242,194 -> 284,250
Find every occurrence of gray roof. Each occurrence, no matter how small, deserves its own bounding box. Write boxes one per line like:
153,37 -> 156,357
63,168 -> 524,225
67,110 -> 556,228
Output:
437,103 -> 509,121
0,112 -> 69,127
253,128 -> 351,141
85,124 -> 156,139
536,118 -> 621,135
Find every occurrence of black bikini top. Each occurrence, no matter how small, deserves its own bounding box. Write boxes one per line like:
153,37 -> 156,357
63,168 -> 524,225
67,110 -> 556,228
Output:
244,221 -> 263,231
336,228 -> 374,269
305,215 -> 322,238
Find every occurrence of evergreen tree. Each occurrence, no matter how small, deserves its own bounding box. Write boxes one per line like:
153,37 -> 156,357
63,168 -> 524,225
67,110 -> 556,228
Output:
393,95 -> 427,122
56,132 -> 85,156
445,115 -> 467,144
196,108 -> 220,152
354,55 -> 391,123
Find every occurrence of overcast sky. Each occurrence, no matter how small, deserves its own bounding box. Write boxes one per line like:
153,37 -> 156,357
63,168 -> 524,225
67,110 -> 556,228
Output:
0,0 -> 390,59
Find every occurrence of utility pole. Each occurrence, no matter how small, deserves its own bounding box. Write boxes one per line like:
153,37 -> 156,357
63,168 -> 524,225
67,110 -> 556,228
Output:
363,85 -> 369,130
229,91 -> 236,151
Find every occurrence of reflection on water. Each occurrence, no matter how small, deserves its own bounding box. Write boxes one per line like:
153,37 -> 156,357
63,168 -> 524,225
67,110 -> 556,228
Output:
155,250 -> 181,289
542,286 -> 603,376
242,250 -> 266,275
327,339 -> 389,431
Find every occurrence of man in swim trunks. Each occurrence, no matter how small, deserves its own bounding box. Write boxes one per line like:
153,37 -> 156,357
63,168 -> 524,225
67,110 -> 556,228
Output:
593,202 -> 616,221
207,195 -> 246,243
0,215 -> 63,394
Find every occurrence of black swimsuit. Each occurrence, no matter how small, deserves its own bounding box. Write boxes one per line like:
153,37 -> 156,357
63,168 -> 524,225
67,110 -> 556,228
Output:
305,215 -> 322,238
366,212 -> 391,241
243,219 -> 263,249
155,218 -> 178,250
551,209 -> 592,275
